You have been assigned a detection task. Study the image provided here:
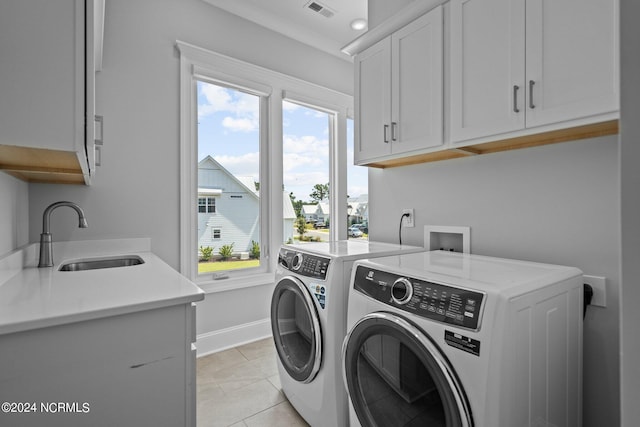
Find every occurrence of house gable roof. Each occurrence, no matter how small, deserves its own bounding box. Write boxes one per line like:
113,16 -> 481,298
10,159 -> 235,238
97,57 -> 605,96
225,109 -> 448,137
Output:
198,155 -> 259,201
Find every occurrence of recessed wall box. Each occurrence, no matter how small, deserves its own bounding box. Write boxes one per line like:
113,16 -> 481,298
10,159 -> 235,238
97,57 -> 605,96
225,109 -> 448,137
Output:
424,225 -> 471,253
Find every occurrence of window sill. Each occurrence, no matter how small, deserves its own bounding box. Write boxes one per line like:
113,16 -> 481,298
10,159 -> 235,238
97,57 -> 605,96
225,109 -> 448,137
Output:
196,272 -> 276,294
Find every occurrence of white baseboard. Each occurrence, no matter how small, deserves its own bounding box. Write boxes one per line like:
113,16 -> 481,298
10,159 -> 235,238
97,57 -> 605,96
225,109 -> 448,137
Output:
196,318 -> 272,357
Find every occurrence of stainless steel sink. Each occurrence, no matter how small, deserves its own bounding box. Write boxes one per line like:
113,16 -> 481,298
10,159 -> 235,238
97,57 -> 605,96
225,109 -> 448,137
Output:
59,255 -> 145,272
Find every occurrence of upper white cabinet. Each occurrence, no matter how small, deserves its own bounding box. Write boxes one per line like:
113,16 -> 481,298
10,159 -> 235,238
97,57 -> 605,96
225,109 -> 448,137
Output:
354,6 -> 444,165
450,0 -> 618,143
0,0 -> 103,184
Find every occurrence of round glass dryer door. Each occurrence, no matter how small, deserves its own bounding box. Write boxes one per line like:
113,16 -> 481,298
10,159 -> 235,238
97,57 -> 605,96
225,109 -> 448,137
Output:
271,276 -> 322,383
343,313 -> 473,427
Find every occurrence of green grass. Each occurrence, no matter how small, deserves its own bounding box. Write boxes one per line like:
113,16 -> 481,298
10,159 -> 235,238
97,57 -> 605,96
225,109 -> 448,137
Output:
198,259 -> 260,273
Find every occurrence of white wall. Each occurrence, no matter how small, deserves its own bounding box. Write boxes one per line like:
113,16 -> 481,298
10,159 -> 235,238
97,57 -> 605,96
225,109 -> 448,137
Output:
26,0 -> 352,348
0,173 -> 29,256
369,135 -> 620,426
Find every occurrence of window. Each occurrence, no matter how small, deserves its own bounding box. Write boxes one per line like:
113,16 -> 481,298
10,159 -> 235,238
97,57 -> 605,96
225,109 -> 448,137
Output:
198,197 -> 216,213
196,80 -> 262,276
283,101 -> 331,241
178,42 -> 352,288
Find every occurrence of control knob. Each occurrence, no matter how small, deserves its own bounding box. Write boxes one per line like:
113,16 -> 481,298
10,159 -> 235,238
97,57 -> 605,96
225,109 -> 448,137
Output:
292,253 -> 303,271
391,277 -> 413,305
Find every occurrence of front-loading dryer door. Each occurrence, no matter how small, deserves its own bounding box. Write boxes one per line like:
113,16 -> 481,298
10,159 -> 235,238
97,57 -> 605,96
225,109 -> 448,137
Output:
271,275 -> 322,383
343,312 -> 473,427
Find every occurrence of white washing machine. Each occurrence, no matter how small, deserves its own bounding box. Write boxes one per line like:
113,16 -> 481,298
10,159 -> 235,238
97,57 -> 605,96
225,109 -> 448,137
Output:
343,250 -> 584,427
270,240 -> 424,427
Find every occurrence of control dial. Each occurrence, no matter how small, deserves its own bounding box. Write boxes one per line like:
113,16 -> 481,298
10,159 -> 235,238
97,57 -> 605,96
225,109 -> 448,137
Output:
292,253 -> 303,271
391,277 -> 413,305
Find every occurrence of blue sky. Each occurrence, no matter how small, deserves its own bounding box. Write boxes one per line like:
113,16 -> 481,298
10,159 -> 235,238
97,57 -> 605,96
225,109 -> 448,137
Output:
197,81 -> 367,202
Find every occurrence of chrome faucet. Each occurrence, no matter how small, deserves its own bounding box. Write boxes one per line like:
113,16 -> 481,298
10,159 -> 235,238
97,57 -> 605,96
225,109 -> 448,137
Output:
38,201 -> 88,268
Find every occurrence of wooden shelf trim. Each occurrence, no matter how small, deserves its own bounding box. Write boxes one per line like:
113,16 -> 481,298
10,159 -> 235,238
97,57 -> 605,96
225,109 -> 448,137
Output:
365,120 -> 619,168
0,144 -> 84,183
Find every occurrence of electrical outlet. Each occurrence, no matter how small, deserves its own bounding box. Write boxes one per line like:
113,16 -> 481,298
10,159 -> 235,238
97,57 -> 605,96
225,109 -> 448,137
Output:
583,275 -> 606,308
402,209 -> 414,228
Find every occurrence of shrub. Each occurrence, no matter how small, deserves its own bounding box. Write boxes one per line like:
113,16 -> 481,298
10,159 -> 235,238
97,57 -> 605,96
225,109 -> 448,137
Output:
296,217 -> 307,237
250,240 -> 260,259
199,246 -> 214,262
218,243 -> 234,260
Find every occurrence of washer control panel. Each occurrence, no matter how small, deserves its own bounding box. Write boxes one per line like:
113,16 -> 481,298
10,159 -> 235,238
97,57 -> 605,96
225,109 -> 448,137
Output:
278,248 -> 330,280
353,266 -> 486,331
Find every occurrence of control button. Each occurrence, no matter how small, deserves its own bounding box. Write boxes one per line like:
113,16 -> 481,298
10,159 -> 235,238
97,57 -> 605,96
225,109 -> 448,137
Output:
464,311 -> 475,318
436,308 -> 445,315
391,278 -> 413,305
465,305 -> 476,312
292,253 -> 303,270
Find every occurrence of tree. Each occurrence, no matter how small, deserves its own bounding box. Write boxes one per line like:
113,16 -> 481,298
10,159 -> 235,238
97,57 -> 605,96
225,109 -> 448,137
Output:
289,192 -> 303,218
310,183 -> 329,202
296,217 -> 307,237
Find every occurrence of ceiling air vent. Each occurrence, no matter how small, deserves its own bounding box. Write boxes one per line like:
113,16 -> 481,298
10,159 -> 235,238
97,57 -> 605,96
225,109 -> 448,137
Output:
304,1 -> 335,18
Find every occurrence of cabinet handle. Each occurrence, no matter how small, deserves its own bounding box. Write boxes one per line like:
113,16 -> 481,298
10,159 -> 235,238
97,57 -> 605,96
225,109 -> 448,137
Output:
391,122 -> 398,141
95,146 -> 102,167
95,115 -> 104,146
529,80 -> 535,109
513,85 -> 520,113
383,124 -> 390,143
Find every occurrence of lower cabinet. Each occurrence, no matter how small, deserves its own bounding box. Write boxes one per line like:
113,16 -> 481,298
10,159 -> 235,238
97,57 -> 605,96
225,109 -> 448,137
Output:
0,303 -> 197,427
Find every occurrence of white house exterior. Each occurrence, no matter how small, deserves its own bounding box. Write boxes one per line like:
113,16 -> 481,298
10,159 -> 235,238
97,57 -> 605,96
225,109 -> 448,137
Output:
198,156 -> 259,255
302,204 -> 318,222
317,203 -> 330,223
282,193 -> 296,243
348,194 -> 368,226
198,156 -> 296,255
301,203 -> 331,224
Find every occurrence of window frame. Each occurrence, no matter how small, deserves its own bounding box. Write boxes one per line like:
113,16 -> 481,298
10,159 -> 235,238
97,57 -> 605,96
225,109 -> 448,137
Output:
178,41 -> 353,291
198,196 -> 216,213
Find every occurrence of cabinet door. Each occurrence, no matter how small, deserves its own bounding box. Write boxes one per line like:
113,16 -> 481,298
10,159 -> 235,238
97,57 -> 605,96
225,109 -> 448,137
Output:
524,0 -> 618,127
0,0 -> 84,154
450,0 -> 526,143
391,6 -> 444,154
354,38 -> 392,164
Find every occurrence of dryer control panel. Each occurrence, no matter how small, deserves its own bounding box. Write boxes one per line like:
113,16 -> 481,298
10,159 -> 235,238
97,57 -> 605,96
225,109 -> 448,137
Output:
278,248 -> 330,280
353,266 -> 486,331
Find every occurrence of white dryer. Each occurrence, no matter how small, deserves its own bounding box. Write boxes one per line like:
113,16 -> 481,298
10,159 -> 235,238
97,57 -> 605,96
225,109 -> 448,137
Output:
271,240 -> 424,427
343,250 -> 584,427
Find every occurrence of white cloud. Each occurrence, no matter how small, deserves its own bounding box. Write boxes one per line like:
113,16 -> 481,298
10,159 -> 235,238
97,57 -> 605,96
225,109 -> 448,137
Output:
283,134 -> 329,156
198,83 -> 259,132
284,171 -> 329,189
221,116 -> 258,132
283,152 -> 324,173
213,152 -> 260,178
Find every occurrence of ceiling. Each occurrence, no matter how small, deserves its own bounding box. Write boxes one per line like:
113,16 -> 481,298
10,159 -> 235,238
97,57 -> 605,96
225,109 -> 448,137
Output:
202,0 -> 368,61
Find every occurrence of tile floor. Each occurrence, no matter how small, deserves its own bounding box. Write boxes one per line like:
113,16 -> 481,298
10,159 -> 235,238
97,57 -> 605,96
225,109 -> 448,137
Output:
197,337 -> 310,427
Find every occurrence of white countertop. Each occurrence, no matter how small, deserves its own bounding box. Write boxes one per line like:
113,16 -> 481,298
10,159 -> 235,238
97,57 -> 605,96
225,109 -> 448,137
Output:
0,238 -> 204,335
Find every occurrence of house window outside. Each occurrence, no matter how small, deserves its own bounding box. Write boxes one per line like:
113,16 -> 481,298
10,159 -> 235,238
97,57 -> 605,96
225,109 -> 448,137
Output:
198,197 -> 216,213
212,229 -> 221,239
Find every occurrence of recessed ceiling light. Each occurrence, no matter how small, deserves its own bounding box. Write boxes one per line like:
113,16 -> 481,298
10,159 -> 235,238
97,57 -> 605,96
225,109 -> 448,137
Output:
350,18 -> 367,31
